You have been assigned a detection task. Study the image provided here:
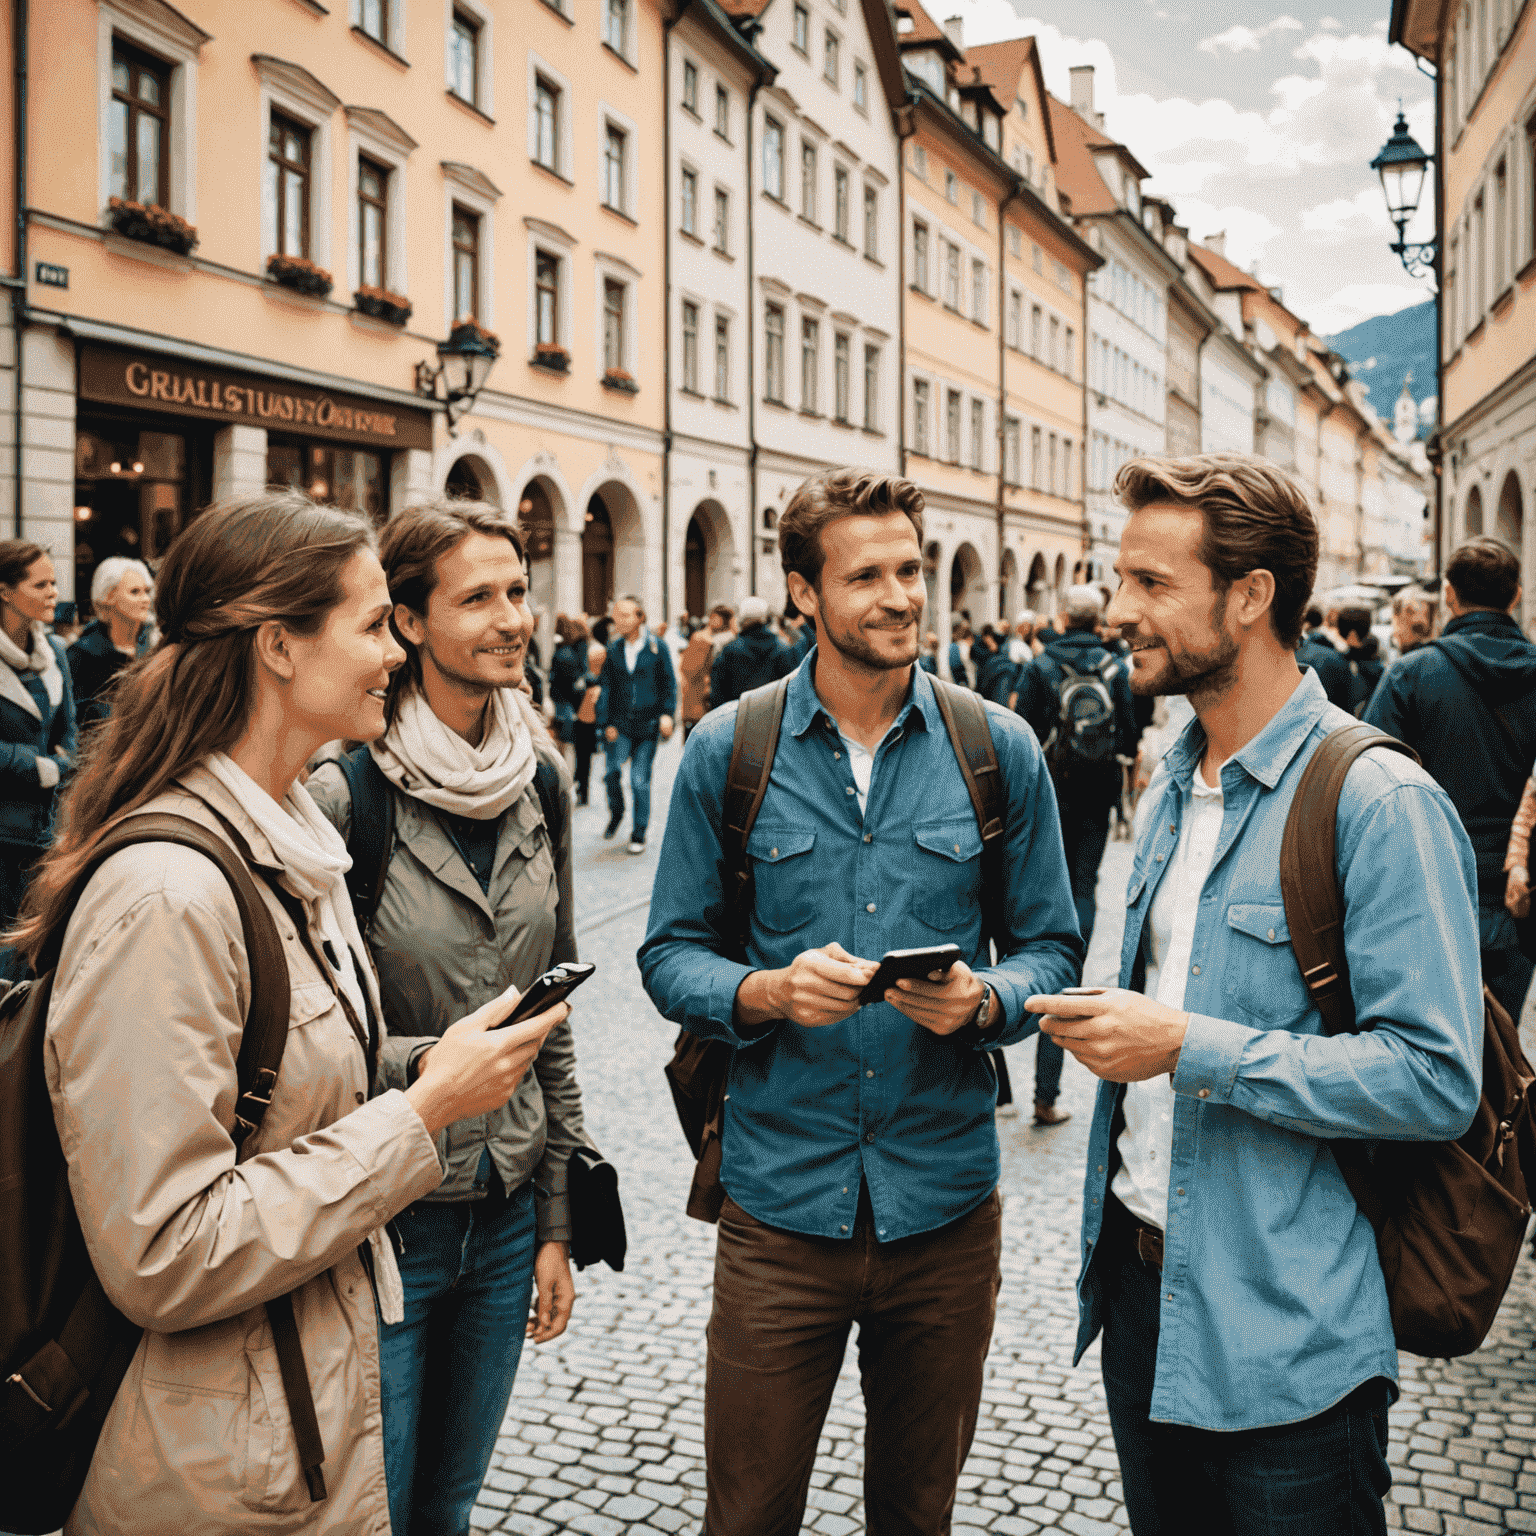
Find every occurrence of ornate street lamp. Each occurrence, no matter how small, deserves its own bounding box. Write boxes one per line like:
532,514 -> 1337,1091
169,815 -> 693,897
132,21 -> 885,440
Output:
415,320 -> 500,432
1370,108 -> 1436,281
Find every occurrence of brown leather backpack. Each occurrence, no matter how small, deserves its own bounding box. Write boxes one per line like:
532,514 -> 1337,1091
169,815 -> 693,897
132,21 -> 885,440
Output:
663,675 -> 1006,1222
0,814 -> 329,1532
1279,722 -> 1536,1358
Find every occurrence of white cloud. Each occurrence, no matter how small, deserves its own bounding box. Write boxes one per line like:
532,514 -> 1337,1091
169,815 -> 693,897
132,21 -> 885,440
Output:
1197,15 -> 1302,56
1308,283 -> 1431,336
1301,186 -> 1390,235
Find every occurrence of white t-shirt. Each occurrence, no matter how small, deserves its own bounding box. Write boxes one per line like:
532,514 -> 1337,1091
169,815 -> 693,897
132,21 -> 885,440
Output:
1111,757 -> 1225,1230
623,635 -> 644,673
836,726 -> 876,815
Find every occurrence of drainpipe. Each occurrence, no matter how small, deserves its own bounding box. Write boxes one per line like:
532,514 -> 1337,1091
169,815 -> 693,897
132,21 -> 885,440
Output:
11,0 -> 28,537
895,102 -> 915,477
995,179 -> 1019,620
746,68 -> 762,596
1430,56 -> 1444,584
660,8 -> 679,623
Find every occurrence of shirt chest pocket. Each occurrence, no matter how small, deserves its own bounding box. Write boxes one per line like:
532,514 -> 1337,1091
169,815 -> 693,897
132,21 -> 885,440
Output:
1224,903 -> 1313,1025
909,817 -> 983,931
748,826 -> 818,934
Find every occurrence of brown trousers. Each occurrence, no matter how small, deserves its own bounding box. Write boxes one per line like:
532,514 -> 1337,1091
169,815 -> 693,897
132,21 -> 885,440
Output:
704,1188 -> 1003,1536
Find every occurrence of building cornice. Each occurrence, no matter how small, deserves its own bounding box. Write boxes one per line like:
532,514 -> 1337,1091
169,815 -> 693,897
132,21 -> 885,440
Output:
441,161 -> 503,202
251,55 -> 341,118
105,0 -> 211,56
344,105 -> 418,155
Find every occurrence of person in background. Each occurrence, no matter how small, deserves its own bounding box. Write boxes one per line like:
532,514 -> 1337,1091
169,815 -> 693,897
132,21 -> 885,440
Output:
1336,605 -> 1384,717
1296,603 -> 1354,711
307,499 -> 585,1536
708,603 -> 736,657
598,594 -> 677,855
51,601 -> 84,645
68,557 -> 155,728
973,625 -> 1019,709
1008,614 -> 1035,666
680,616 -> 716,739
710,594 -> 798,708
0,539 -> 75,980
948,618 -> 972,688
548,615 -> 590,770
918,631 -> 940,675
1391,588 -> 1437,656
573,641 -> 607,805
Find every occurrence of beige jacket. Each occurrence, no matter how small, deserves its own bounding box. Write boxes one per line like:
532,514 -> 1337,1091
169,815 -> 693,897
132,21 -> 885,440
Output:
45,767 -> 444,1535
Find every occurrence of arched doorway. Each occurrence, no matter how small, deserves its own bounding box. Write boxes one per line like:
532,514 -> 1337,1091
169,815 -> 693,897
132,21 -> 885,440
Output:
1497,472 -> 1523,550
583,496 -> 614,616
517,479 -> 558,660
923,541 -> 941,632
1000,549 -> 1019,623
1026,553 -> 1047,617
950,543 -> 987,628
685,518 -> 707,618
582,481 -> 646,618
684,498 -> 736,619
1465,484 -> 1484,538
445,453 -> 500,504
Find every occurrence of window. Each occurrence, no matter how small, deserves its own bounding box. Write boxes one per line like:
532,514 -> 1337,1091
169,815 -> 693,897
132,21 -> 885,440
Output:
971,257 -> 986,321
1031,243 -> 1042,274
913,221 -> 929,290
863,185 -> 878,258
1047,433 -> 1057,495
1062,438 -> 1073,498
824,30 -> 839,84
863,344 -> 879,429
972,191 -> 985,227
358,156 -> 388,288
913,379 -> 930,454
267,112 -> 312,258
793,3 -> 809,52
834,332 -> 850,422
1494,159 -> 1508,294
451,204 -> 479,319
765,303 -> 785,401
945,170 -> 958,204
834,166 -> 850,242
1005,417 -> 1020,484
682,60 -> 699,115
801,317 -> 819,411
969,399 -> 984,470
946,389 -> 961,462
713,187 -> 729,252
1474,192 -> 1486,315
854,62 -> 867,110
604,124 -> 626,211
1063,326 -> 1075,381
1008,224 -> 1021,258
1030,304 -> 1041,357
1031,425 -> 1041,488
681,166 -> 698,234
913,145 -> 927,180
715,84 -> 730,138
800,141 -> 817,222
110,42 -> 172,208
605,0 -> 628,55
535,250 -> 559,345
534,77 -> 560,170
449,10 -> 480,105
944,243 -> 959,309
1048,315 -> 1059,370
682,301 -> 700,392
360,0 -> 388,44
604,279 -> 626,371
1007,290 -> 1021,349
764,117 -> 784,199
714,316 -> 730,400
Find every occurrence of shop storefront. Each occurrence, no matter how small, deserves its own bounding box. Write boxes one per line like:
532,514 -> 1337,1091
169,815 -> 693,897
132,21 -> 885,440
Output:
73,343 -> 434,614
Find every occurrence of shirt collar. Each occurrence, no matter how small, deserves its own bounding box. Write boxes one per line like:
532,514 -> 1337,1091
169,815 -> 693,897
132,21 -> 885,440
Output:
784,648 -> 934,739
1161,668 -> 1329,792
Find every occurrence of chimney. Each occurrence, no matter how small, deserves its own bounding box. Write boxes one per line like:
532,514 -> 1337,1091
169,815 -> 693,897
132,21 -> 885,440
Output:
943,14 -> 964,49
1206,231 -> 1226,258
1069,64 -> 1094,121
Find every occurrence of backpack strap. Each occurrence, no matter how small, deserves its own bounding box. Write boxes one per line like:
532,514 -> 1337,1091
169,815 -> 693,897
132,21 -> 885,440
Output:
1278,723 -> 1420,1036
338,747 -> 395,932
534,756 -> 566,854
723,676 -> 791,958
930,677 -> 1005,845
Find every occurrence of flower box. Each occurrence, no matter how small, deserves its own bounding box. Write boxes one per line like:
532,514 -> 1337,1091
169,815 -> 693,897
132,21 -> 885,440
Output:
266,253 -> 334,299
601,367 -> 639,394
354,285 -> 413,325
107,197 -> 198,256
450,317 -> 501,356
531,343 -> 570,374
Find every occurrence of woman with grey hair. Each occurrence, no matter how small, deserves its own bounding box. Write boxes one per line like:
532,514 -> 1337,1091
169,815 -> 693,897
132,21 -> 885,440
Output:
68,556 -> 154,725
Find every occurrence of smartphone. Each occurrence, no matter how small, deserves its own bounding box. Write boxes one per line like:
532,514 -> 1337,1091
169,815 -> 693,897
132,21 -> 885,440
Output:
859,944 -> 962,1005
495,961 -> 597,1029
1061,986 -> 1109,996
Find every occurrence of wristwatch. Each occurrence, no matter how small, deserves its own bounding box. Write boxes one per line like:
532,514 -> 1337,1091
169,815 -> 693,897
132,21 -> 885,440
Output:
972,980 -> 996,1033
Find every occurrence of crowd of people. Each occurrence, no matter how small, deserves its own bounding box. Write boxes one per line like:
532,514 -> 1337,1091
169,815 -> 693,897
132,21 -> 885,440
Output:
0,446 -> 1531,1536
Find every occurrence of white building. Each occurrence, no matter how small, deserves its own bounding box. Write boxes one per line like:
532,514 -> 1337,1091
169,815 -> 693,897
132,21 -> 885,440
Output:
667,0 -> 776,621
730,0 -> 906,610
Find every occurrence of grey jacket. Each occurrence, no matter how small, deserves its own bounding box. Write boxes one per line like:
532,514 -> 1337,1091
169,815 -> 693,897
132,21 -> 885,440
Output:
308,741 -> 585,1241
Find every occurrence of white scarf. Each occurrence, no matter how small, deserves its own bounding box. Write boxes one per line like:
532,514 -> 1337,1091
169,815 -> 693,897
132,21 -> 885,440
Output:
371,682 -> 541,821
0,621 -> 63,720
201,752 -> 407,1324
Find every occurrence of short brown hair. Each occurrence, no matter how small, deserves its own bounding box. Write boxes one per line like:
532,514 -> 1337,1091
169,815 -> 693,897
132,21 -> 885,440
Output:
778,469 -> 925,587
1114,452 -> 1318,648
0,539 -> 46,591
1446,537 -> 1519,611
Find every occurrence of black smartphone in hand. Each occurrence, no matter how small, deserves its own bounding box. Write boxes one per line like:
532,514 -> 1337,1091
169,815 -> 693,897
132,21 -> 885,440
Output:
495,962 -> 597,1028
859,944 -> 962,1005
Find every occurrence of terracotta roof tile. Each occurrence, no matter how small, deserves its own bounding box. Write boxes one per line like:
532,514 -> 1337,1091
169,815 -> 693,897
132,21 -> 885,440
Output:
894,0 -> 960,54
1046,95 -> 1117,216
1186,241 -> 1263,292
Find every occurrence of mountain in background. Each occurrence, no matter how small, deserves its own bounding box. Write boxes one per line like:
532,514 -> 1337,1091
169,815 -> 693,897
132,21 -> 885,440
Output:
1325,299 -> 1437,437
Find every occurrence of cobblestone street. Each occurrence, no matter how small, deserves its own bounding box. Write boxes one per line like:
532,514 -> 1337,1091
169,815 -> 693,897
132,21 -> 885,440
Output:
473,739 -> 1536,1536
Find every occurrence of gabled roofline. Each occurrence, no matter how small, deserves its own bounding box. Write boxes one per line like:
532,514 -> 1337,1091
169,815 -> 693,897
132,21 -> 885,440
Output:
862,0 -> 909,113
677,0 -> 778,84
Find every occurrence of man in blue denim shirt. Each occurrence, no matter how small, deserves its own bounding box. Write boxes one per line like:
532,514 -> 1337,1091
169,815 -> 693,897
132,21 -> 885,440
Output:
640,469 -> 1081,1536
1027,454 -> 1482,1535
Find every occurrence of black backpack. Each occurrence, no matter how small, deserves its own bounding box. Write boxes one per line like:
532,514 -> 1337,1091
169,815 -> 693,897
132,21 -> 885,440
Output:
1045,652 -> 1121,766
663,675 -> 1008,1223
0,814 -> 329,1533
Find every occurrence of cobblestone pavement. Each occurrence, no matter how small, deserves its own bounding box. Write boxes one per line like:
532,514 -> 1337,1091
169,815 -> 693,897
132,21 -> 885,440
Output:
479,738 -> 1536,1536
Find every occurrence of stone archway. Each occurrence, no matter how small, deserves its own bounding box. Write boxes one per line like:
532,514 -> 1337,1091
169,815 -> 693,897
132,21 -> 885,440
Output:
583,479 -> 646,619
684,498 -> 736,619
1496,471 -> 1523,551
516,477 -> 560,664
1000,548 -> 1020,623
949,542 -> 987,627
1465,484 -> 1484,539
1026,552 -> 1048,617
438,442 -> 510,508
923,541 -> 941,635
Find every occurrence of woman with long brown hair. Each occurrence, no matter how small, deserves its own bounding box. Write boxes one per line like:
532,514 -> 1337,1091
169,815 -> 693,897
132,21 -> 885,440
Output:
17,491 -> 570,1534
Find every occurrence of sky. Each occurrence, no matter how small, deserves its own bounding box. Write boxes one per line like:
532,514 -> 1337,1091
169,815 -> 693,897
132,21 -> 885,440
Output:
943,0 -> 1437,340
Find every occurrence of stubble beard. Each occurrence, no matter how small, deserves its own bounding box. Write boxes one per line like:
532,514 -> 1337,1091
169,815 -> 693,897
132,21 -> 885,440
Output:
1128,626 -> 1239,707
823,610 -> 920,673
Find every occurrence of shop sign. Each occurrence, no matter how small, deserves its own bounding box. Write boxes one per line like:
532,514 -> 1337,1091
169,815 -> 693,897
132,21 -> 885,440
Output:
78,343 -> 434,451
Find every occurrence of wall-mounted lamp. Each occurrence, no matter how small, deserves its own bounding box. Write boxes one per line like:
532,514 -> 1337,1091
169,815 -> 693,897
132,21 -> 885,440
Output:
415,320 -> 501,433
1370,109 -> 1436,283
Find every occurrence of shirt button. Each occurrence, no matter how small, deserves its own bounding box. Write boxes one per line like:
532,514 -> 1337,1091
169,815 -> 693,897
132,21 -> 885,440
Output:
953,843 -> 961,855
866,1069 -> 875,1078
834,751 -> 842,759
865,1131 -> 875,1143
864,833 -> 873,843
1197,1088 -> 1210,1099
866,902 -> 876,913
1155,853 -> 1164,862
841,1224 -> 849,1232
770,848 -> 779,859
1176,1187 -> 1185,1196
1167,1292 -> 1174,1302
355,1091 -> 365,1104
1190,964 -> 1200,975
842,1186 -> 849,1194
846,786 -> 856,796
1267,928 -> 1276,941
878,1228 -> 886,1236
1097,1164 -> 1104,1173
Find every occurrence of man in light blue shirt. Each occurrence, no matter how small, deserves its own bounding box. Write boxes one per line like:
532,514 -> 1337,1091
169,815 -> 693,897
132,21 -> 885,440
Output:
1028,453 -> 1482,1535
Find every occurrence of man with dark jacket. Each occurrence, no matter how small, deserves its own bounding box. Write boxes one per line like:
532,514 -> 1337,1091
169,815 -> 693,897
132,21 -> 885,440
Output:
973,626 -> 1018,707
1296,605 -> 1354,711
597,594 -> 677,854
710,595 -> 797,708
1365,537 -> 1536,1017
1336,606 -> 1384,716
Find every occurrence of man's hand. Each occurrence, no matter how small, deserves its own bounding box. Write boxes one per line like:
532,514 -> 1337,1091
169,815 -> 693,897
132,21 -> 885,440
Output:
527,1241 -> 575,1343
659,714 -> 675,740
604,725 -> 618,743
736,942 -> 878,1028
1025,988 -> 1188,1083
1508,866 -> 1531,919
887,958 -> 989,1036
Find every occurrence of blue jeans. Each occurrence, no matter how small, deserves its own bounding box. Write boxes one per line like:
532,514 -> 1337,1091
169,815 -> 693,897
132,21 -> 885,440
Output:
378,1173 -> 538,1536
1097,1200 -> 1391,1534
605,730 -> 658,837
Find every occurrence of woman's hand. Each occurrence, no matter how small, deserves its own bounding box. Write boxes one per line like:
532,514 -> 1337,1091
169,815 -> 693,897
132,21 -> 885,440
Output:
404,989 -> 568,1136
528,1241 -> 575,1343
1508,865 -> 1531,919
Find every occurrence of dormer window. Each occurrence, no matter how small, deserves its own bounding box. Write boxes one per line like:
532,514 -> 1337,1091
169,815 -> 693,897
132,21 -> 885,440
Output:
908,50 -> 943,93
982,113 -> 999,150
